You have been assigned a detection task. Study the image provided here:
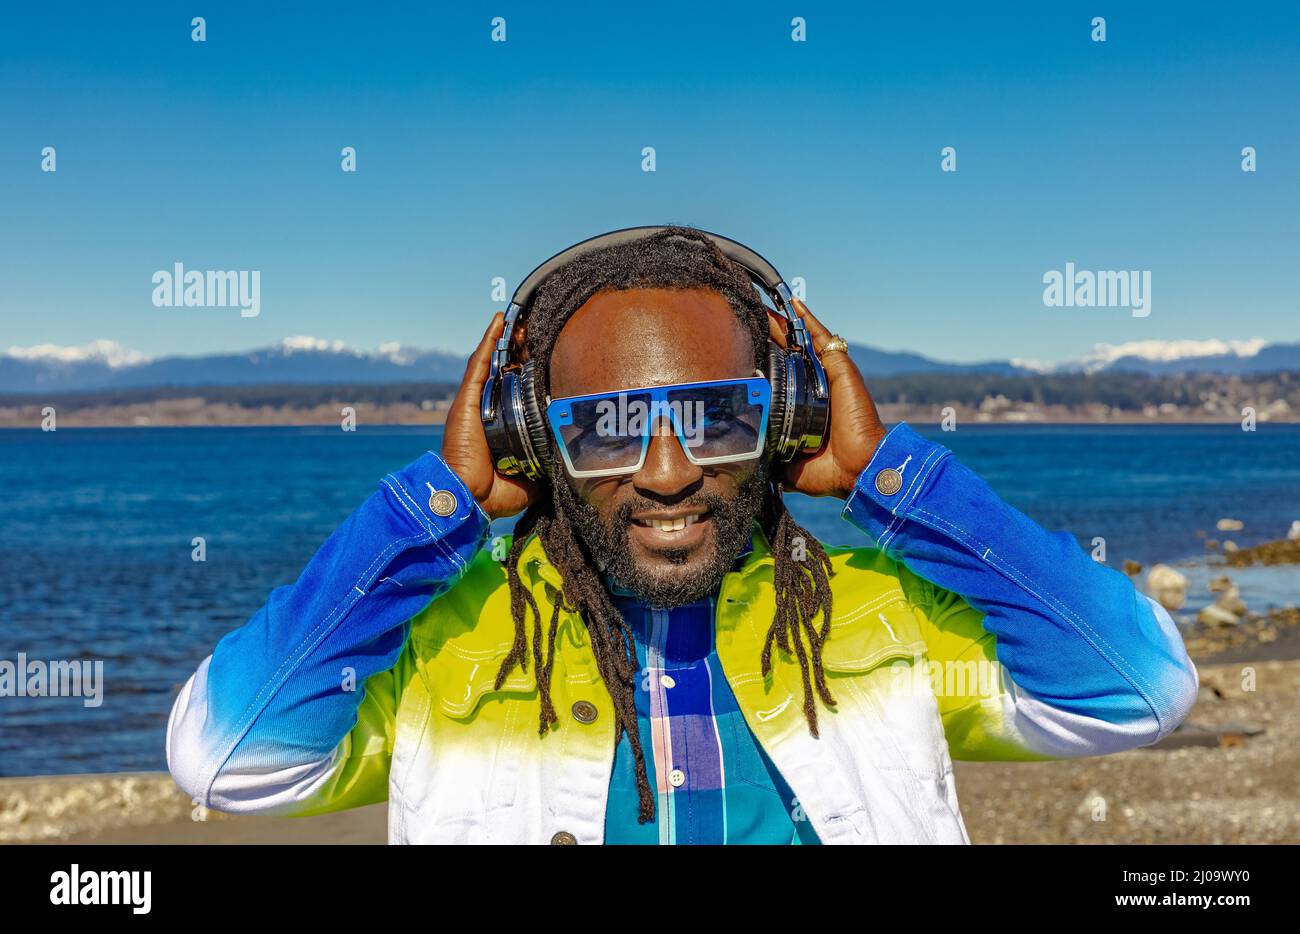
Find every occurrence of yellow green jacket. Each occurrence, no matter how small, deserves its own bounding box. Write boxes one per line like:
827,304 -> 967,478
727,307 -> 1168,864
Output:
166,424 -> 1198,843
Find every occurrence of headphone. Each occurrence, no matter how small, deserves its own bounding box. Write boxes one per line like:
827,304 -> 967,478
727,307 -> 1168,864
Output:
479,226 -> 830,481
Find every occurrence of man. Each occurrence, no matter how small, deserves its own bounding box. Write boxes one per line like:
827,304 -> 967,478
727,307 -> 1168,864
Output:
166,226 -> 1198,844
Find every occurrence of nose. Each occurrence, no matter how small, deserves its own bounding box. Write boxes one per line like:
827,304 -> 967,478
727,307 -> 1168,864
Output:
632,413 -> 702,500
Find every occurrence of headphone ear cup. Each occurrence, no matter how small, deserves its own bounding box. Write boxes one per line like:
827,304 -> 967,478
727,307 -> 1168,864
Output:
767,338 -> 830,461
518,359 -> 553,477
765,341 -> 790,455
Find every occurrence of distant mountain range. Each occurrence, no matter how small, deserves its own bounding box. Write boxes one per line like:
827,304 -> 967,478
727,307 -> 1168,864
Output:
0,337 -> 467,394
3,335 -> 1298,394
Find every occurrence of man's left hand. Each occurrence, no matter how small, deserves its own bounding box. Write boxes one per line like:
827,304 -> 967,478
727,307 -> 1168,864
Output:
768,301 -> 887,500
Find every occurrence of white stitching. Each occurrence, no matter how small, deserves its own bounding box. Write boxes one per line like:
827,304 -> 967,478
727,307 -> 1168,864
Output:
879,445 -> 946,552
908,504 -> 1164,730
202,528 -> 429,802
382,476 -> 462,571
384,475 -> 468,572
205,464 -> 490,801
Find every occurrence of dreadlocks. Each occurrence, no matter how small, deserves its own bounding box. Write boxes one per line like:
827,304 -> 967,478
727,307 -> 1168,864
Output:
493,226 -> 836,823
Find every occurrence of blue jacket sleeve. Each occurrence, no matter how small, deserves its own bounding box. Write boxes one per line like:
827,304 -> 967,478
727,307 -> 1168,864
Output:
841,422 -> 1198,756
166,450 -> 489,813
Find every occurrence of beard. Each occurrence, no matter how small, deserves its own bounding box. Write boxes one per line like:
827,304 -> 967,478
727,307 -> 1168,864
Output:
551,458 -> 770,609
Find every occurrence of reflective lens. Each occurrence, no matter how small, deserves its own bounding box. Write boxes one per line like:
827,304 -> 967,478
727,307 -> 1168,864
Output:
547,377 -> 771,479
666,383 -> 767,462
552,391 -> 651,474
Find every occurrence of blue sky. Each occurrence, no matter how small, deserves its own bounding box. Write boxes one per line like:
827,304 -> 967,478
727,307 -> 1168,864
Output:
2,1 -> 1297,364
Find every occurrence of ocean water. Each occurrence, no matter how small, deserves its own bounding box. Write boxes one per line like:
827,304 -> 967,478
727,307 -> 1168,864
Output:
1,424 -> 1297,777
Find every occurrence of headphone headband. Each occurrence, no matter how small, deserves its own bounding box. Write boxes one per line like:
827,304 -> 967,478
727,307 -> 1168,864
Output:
511,225 -> 789,311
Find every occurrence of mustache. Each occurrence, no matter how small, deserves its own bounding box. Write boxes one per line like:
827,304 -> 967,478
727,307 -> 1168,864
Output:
608,490 -> 733,528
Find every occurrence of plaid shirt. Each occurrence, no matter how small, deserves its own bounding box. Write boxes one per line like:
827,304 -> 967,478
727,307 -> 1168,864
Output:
603,538 -> 822,844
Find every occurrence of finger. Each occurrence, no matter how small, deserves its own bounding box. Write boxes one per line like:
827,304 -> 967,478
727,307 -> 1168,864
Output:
792,301 -> 864,391
792,299 -> 835,351
766,309 -> 788,349
817,341 -> 861,391
448,313 -> 504,420
461,312 -> 504,387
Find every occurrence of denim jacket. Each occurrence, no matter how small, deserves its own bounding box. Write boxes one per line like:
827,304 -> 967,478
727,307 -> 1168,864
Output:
166,423 -> 1198,843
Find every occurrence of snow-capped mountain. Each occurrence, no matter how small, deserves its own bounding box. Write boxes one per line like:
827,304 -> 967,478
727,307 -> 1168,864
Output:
0,338 -> 468,393
3,336 -> 1297,394
1025,338 -> 1300,376
5,339 -> 147,369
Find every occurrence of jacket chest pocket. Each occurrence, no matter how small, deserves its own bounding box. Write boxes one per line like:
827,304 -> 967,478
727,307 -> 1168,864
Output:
429,646 -> 536,721
818,594 -> 925,676
819,597 -> 950,781
399,646 -> 539,835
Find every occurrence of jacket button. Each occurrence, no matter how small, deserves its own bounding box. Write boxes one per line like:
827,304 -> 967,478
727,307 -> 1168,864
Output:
428,489 -> 458,516
550,831 -> 578,845
874,468 -> 903,496
571,700 -> 598,723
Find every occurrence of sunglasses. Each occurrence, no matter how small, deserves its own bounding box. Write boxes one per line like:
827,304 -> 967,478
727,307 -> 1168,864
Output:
546,375 -> 772,479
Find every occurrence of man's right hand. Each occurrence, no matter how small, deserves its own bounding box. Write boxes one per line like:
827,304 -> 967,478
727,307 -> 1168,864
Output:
441,312 -> 539,520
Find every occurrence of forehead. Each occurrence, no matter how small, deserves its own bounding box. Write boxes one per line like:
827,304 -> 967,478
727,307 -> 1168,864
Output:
548,287 -> 755,399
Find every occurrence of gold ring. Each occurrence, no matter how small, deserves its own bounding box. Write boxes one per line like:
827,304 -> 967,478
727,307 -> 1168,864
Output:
820,335 -> 849,355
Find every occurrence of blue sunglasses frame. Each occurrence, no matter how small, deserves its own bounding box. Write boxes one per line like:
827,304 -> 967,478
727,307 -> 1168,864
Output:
545,375 -> 773,479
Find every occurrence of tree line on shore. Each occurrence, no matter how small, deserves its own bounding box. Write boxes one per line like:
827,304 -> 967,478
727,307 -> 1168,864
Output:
2,370 -> 1296,415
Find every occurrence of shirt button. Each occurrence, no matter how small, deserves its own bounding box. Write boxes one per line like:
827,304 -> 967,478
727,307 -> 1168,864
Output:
660,674 -> 676,689
428,489 -> 458,516
571,700 -> 598,724
550,831 -> 577,845
874,468 -> 903,496
669,768 -> 686,787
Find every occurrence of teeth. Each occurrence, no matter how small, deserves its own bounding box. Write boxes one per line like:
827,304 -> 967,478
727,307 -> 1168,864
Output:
639,515 -> 700,532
